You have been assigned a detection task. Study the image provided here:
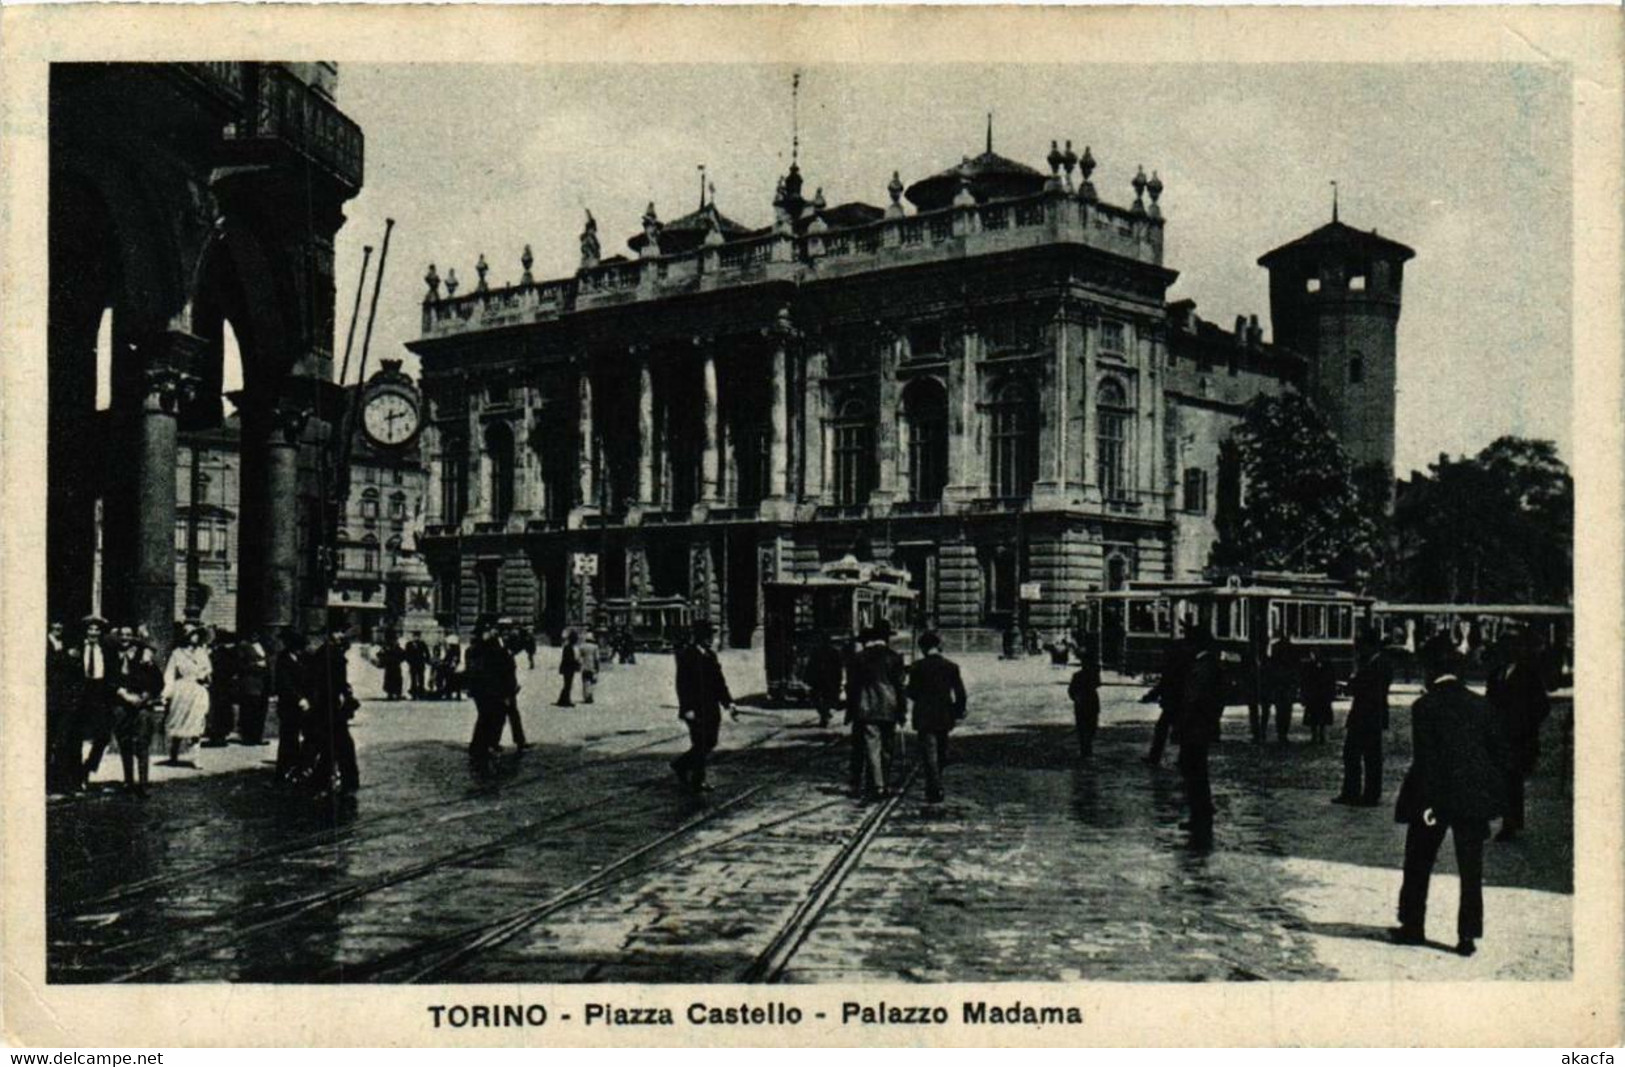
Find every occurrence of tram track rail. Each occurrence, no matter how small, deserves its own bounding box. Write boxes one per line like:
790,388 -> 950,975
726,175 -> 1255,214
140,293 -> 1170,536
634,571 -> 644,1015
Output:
89,728 -> 839,983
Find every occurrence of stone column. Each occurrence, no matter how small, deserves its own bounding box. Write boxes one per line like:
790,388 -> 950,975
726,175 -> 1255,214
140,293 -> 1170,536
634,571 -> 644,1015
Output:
637,353 -> 656,505
944,324 -> 983,505
577,369 -> 595,508
262,402 -> 311,635
873,331 -> 900,508
803,349 -> 828,501
768,332 -> 790,499
132,359 -> 196,660
423,423 -> 444,525
700,348 -> 721,504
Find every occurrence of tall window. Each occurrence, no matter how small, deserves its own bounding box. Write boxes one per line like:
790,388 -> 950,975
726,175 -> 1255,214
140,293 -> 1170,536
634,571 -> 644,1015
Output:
389,492 -> 407,521
360,488 -> 379,520
831,398 -> 875,507
1096,378 -> 1132,501
1099,320 -> 1126,357
983,546 -> 1018,619
1182,467 -> 1208,513
1348,354 -> 1365,384
485,421 -> 516,524
902,379 -> 948,503
362,535 -> 380,573
442,447 -> 468,525
989,380 -> 1038,499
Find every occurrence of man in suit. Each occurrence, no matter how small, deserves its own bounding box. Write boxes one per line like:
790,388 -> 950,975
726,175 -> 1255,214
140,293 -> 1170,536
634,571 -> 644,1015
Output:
73,615 -> 114,791
273,628 -> 311,784
1068,636 -> 1102,759
1393,636 -> 1509,957
465,618 -> 515,774
906,631 -> 966,804
806,633 -> 845,729
555,630 -> 580,707
109,625 -> 163,796
848,623 -> 908,802
498,624 -> 527,749
1176,622 -> 1226,846
46,620 -> 79,796
1260,633 -> 1300,744
1487,627 -> 1552,841
577,630 -> 601,705
379,633 -> 405,701
404,631 -> 431,698
236,631 -> 272,745
671,620 -> 735,793
1142,622 -> 1196,766
305,625 -> 360,796
1334,630 -> 1392,806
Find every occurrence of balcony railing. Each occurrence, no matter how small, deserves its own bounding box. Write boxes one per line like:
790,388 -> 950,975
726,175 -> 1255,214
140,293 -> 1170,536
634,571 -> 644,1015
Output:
890,499 -> 944,517
420,187 -> 1163,341
227,64 -> 364,192
814,503 -> 869,520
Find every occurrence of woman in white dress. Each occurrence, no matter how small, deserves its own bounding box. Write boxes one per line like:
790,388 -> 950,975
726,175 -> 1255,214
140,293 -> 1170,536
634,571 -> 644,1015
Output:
160,625 -> 213,766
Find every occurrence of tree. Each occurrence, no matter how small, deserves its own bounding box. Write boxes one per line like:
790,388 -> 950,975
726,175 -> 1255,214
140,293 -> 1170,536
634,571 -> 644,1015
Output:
1390,437 -> 1571,604
1209,391 -> 1382,584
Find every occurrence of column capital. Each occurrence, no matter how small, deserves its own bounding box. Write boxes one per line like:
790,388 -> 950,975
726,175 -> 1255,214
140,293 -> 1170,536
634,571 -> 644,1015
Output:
140,366 -> 199,415
270,404 -> 313,446
762,306 -> 800,343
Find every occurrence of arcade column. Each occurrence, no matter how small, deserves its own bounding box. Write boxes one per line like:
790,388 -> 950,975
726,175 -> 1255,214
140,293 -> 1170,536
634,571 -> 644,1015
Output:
262,403 -> 312,636
132,339 -> 200,660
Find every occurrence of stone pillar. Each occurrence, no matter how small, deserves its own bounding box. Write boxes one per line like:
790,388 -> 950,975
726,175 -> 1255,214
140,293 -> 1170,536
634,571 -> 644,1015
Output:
576,369 -> 595,509
873,331 -> 900,508
636,352 -> 656,505
700,350 -> 721,504
804,349 -> 828,501
768,334 -> 790,498
132,359 -> 196,660
262,403 -> 311,635
423,423 -> 444,526
944,325 -> 983,505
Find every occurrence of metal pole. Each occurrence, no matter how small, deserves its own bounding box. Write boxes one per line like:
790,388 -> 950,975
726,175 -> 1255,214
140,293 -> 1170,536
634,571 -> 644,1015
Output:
336,244 -> 373,390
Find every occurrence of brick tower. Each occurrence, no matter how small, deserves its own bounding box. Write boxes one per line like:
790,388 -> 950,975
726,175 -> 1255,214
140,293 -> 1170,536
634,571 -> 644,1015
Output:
1258,211 -> 1414,477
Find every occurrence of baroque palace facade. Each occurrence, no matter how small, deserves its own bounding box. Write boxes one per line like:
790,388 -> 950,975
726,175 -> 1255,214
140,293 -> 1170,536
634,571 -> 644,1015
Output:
410,139 -> 1410,649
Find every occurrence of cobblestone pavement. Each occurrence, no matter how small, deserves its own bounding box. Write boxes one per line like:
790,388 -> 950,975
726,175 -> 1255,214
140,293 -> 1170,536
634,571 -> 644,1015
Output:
47,648 -> 1572,983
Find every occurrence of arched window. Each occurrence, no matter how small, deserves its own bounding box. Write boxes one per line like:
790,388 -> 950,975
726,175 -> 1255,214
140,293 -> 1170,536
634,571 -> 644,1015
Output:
389,492 -> 407,521
386,533 -> 403,562
360,488 -> 380,520
362,535 -> 380,573
485,421 -> 516,524
1348,354 -> 1365,385
1096,378 -> 1132,501
901,379 -> 948,503
989,380 -> 1038,499
831,398 -> 875,507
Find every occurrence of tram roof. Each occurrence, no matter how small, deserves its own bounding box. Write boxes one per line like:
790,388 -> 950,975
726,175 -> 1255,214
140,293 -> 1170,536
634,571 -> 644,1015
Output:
1374,602 -> 1572,616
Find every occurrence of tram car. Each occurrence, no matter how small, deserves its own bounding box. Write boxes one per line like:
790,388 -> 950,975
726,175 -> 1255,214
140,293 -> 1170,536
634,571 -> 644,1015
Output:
1074,574 -> 1375,705
593,596 -> 694,652
763,556 -> 919,704
1371,602 -> 1573,684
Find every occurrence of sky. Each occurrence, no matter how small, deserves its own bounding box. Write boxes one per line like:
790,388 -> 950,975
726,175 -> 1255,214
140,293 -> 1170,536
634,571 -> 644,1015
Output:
325,63 -> 1572,476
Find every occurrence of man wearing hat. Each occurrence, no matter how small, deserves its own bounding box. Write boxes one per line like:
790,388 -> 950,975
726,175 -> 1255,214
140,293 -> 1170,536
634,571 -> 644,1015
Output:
109,625 -> 163,796
466,617 -> 517,773
305,624 -> 360,796
1141,619 -> 1198,766
1175,621 -> 1226,846
274,628 -> 312,783
1392,635 -> 1509,957
671,620 -> 735,793
46,620 -> 79,795
70,615 -> 113,791
905,631 -> 966,804
847,621 -> 908,801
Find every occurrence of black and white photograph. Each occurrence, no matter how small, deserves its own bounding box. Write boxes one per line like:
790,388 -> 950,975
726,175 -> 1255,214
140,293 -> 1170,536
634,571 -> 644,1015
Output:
3,3 -> 1621,1049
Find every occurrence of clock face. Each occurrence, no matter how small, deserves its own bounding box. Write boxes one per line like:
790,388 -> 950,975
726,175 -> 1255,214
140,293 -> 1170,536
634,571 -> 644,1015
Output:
363,390 -> 420,446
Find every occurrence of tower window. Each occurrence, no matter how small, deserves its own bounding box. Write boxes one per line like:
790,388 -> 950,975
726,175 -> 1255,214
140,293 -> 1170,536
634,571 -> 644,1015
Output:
1099,320 -> 1126,356
1305,277 -> 1322,294
1349,355 -> 1365,385
1182,467 -> 1209,514
1349,275 -> 1367,292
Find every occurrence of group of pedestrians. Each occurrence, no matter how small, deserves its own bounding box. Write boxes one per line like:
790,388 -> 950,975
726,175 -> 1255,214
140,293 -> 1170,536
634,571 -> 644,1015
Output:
372,630 -> 468,701
45,616 -> 359,800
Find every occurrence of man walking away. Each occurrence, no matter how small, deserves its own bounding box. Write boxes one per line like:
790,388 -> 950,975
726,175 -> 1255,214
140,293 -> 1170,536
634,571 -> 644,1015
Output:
849,624 -> 907,802
1334,629 -> 1391,806
906,631 -> 966,804
306,626 -> 360,797
440,636 -> 463,700
672,621 -> 734,793
1176,623 -> 1225,847
1261,633 -> 1299,744
465,619 -> 512,774
499,625 -> 527,749
1300,650 -> 1336,745
1142,622 -> 1195,766
578,630 -> 601,705
556,630 -> 580,707
1488,627 -> 1551,841
1068,636 -> 1102,758
807,632 -> 844,729
405,631 -> 430,698
1393,636 -> 1508,957
274,629 -> 311,784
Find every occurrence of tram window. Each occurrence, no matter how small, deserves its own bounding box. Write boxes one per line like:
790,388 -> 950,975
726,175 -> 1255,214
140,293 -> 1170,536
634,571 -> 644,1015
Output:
1214,603 -> 1231,639
1233,601 -> 1248,638
1154,600 -> 1171,635
1128,600 -> 1157,634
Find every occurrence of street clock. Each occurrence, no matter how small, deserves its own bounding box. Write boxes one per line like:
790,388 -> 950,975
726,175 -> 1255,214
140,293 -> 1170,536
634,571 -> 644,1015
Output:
359,359 -> 422,450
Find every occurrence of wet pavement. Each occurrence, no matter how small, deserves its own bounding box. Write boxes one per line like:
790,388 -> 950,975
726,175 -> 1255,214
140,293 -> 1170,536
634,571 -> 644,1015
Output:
47,650 -> 1573,984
